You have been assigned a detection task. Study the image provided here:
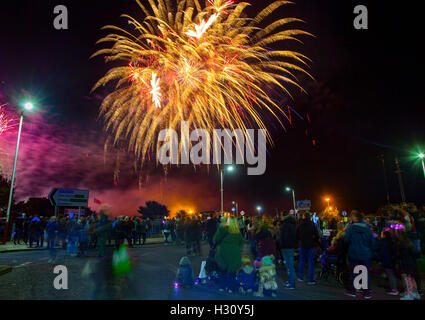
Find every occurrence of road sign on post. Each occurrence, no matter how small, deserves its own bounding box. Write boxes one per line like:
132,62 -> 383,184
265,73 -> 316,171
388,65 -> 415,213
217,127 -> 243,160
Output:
297,200 -> 311,211
49,188 -> 89,208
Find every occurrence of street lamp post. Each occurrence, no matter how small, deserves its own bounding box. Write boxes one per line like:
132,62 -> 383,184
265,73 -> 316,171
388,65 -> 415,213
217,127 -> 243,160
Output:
325,197 -> 330,209
419,153 -> 425,179
3,102 -> 34,244
285,187 -> 296,212
232,201 -> 238,216
256,206 -> 262,216
220,165 -> 234,215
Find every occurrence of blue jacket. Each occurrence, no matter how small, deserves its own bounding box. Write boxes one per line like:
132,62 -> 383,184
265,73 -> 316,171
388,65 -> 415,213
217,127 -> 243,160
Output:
344,222 -> 373,261
236,267 -> 256,289
46,222 -> 57,237
79,223 -> 89,242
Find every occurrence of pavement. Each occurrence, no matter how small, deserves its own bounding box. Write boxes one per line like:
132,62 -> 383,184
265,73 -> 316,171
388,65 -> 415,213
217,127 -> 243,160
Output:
0,240 -> 415,300
0,237 -> 165,253
0,265 -> 12,276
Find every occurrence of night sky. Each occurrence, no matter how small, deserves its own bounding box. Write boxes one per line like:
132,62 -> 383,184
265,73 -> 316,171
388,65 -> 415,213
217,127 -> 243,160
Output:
0,0 -> 424,215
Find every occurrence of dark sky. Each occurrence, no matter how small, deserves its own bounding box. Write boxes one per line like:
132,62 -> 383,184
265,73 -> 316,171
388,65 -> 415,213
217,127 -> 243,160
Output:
0,0 -> 424,215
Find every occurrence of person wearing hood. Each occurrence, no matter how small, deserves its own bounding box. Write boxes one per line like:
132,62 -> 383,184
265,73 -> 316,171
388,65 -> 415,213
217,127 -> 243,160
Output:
213,217 -> 243,293
279,212 -> 297,289
253,255 -> 278,297
296,212 -> 319,285
175,256 -> 194,288
236,255 -> 257,295
344,210 -> 373,299
206,214 -> 218,248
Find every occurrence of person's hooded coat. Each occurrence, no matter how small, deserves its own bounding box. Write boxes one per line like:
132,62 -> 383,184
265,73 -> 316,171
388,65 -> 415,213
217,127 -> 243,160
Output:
296,218 -> 319,249
344,221 -> 373,261
213,226 -> 243,273
279,215 -> 297,249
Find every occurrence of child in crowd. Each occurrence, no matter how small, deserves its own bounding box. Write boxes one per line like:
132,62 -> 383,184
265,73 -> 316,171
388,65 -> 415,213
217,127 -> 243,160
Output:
236,255 -> 257,295
175,257 -> 195,288
254,257 -> 262,270
396,229 -> 421,300
254,255 -> 278,298
379,229 -> 399,295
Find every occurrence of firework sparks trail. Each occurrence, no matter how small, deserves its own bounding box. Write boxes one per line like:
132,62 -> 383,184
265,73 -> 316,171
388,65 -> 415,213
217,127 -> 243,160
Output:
150,72 -> 162,108
185,13 -> 219,39
0,105 -> 17,136
92,0 -> 313,168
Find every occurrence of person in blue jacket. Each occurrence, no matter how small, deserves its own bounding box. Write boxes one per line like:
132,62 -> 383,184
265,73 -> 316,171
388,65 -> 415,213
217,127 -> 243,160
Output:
175,256 -> 194,288
344,211 -> 373,299
46,217 -> 58,263
236,255 -> 257,295
78,218 -> 89,256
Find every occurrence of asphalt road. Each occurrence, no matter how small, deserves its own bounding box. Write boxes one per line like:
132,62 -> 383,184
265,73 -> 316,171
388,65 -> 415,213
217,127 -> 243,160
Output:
0,241 -> 401,300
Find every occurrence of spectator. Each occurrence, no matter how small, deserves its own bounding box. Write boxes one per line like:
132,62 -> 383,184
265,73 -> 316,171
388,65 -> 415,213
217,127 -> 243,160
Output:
170,218 -> 177,243
78,218 -> 89,256
23,216 -> 30,245
213,217 -> 243,293
206,214 -> 218,248
396,228 -> 421,300
279,212 -> 297,289
246,218 -> 257,257
175,217 -> 185,246
184,218 -> 196,256
39,216 -> 47,248
344,210 -> 373,299
255,219 -> 277,259
96,209 -> 111,257
296,211 -> 319,285
379,230 -> 398,295
67,217 -> 80,256
163,219 -> 171,245
57,217 -> 68,249
238,217 -> 246,239
140,218 -> 148,245
46,216 -> 57,263
13,214 -> 25,245
29,216 -> 41,248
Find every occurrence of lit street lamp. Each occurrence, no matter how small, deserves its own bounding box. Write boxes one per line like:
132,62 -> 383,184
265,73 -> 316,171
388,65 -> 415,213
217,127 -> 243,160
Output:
3,102 -> 35,243
325,197 -> 331,209
419,153 -> 425,179
232,201 -> 239,216
285,187 -> 296,212
256,206 -> 262,215
220,165 -> 234,215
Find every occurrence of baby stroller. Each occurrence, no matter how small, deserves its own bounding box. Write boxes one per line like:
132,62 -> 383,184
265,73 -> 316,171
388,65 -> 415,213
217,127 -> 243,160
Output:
318,251 -> 347,288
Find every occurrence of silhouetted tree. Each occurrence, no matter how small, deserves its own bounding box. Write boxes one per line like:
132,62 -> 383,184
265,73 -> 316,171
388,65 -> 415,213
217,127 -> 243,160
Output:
0,173 -> 13,216
20,198 -> 54,218
138,201 -> 169,219
176,210 -> 188,220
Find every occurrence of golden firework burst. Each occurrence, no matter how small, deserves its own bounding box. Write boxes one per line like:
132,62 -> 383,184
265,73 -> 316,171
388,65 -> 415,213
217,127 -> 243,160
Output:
92,0 -> 313,166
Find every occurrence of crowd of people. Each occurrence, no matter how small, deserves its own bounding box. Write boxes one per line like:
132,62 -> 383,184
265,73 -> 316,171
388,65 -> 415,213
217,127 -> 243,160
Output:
11,213 -> 156,260
8,202 -> 425,300
174,203 -> 425,300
